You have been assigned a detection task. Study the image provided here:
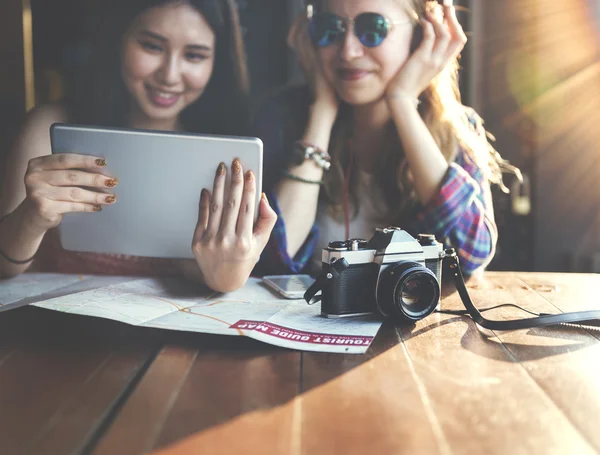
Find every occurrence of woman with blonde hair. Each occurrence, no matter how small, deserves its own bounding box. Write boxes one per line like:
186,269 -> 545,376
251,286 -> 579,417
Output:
256,0 -> 506,276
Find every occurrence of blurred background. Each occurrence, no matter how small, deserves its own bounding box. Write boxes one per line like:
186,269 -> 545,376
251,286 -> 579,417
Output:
1,0 -> 599,273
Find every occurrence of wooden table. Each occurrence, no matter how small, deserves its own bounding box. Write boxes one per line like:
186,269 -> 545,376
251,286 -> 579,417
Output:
1,272 -> 599,455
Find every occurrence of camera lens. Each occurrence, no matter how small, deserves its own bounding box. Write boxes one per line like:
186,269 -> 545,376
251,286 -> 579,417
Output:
376,261 -> 440,322
398,274 -> 436,316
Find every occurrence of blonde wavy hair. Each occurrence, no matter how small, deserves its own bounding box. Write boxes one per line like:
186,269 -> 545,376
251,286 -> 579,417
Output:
311,0 -> 509,224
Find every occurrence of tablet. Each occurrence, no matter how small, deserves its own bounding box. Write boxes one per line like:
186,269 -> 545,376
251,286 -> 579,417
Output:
50,123 -> 263,259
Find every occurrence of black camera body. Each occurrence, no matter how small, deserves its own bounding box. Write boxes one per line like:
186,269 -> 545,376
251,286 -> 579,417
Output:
320,227 -> 444,323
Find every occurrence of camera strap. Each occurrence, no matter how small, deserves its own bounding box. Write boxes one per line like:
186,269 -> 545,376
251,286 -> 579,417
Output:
443,249 -> 600,330
305,257 -> 350,305
304,249 -> 600,330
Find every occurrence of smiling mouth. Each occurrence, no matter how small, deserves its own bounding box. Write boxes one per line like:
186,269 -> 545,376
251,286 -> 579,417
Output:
338,69 -> 371,82
145,84 -> 183,108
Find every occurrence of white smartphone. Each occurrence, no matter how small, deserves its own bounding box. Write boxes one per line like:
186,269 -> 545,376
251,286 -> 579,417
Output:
262,274 -> 315,299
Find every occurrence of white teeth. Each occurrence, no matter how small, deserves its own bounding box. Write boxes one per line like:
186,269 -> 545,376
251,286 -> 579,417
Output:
156,91 -> 174,99
150,88 -> 178,99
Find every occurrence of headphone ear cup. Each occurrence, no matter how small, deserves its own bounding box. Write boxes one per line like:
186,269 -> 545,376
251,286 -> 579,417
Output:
410,22 -> 424,53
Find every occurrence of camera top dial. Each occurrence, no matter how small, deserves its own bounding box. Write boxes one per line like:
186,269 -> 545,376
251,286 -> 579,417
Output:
327,239 -> 369,251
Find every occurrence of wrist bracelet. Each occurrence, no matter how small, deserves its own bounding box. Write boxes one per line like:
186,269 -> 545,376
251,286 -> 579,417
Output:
282,172 -> 324,185
0,248 -> 35,265
292,141 -> 332,171
0,214 -> 36,265
296,140 -> 332,160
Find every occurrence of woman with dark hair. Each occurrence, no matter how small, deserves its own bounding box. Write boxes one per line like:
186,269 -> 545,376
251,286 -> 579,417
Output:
0,0 -> 277,293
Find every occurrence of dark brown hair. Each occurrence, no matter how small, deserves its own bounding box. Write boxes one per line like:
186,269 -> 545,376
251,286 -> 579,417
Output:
67,0 -> 250,135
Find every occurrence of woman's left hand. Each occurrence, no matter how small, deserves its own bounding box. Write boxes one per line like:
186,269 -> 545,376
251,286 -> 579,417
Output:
191,159 -> 277,293
385,0 -> 467,103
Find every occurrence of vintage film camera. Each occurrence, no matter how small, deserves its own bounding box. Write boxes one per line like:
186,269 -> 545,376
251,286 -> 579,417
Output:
305,227 -> 600,330
316,227 -> 446,323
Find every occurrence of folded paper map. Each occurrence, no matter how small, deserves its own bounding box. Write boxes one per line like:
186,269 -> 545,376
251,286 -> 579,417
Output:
0,274 -> 383,354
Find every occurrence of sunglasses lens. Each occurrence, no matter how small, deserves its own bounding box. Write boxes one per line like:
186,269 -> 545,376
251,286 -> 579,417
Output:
309,13 -> 345,47
355,13 -> 389,47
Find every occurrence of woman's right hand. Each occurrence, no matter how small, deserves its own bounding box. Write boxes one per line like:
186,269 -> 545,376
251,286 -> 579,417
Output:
287,14 -> 339,112
23,153 -> 118,232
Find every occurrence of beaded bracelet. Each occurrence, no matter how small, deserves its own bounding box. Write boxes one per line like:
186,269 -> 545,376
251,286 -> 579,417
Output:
292,141 -> 332,171
282,172 -> 324,185
0,214 -> 36,265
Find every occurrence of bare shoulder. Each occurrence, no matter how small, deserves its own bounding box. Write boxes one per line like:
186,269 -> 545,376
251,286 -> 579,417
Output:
28,103 -> 68,121
18,104 -> 68,155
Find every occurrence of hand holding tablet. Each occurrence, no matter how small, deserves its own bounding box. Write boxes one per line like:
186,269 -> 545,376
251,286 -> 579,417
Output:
22,152 -> 118,233
191,160 -> 277,292
50,123 -> 265,258
48,123 -> 276,291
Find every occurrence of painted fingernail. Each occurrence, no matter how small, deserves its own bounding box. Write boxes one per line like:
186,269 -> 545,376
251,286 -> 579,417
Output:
245,171 -> 254,183
443,0 -> 453,6
262,192 -> 270,205
217,162 -> 226,177
105,195 -> 116,204
105,178 -> 119,188
96,159 -> 107,167
93,205 -> 103,212
232,158 -> 242,175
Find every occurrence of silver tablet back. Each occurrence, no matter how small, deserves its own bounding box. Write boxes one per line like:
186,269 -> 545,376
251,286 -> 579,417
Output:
50,124 -> 263,259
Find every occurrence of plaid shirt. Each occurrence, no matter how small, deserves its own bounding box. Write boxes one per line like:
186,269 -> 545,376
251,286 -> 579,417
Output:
253,87 -> 497,277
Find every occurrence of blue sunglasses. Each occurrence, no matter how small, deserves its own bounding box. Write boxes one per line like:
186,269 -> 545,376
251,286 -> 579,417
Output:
307,8 -> 417,48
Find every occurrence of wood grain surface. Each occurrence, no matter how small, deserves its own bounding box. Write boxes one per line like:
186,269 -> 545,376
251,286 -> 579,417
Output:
2,272 -> 599,455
